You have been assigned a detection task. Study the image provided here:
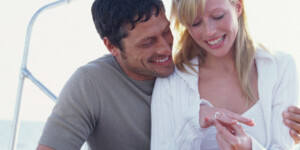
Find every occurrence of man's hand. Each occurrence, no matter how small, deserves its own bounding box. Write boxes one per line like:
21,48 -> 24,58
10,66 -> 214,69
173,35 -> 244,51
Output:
199,105 -> 255,128
283,106 -> 300,144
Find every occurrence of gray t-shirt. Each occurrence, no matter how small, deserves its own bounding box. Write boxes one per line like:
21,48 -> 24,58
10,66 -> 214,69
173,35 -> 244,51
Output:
39,54 -> 155,150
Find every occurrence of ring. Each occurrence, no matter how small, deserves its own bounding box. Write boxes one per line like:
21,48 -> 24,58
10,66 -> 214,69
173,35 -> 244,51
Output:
214,112 -> 221,119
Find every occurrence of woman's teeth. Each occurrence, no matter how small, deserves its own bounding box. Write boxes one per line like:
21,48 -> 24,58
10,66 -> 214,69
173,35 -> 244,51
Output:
207,36 -> 224,45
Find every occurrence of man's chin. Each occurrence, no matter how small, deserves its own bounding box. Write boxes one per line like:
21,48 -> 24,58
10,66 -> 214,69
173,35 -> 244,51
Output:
155,67 -> 175,78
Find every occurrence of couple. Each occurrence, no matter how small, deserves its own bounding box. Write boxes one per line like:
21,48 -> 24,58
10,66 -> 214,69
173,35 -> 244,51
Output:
37,0 -> 299,149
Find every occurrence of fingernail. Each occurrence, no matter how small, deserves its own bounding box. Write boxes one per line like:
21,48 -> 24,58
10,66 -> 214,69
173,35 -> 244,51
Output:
231,120 -> 237,124
289,106 -> 295,112
247,118 -> 254,122
291,129 -> 296,134
248,118 -> 255,126
283,112 -> 289,118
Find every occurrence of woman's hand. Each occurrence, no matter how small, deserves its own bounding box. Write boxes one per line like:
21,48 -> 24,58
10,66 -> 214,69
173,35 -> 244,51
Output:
215,120 -> 252,150
199,105 -> 255,128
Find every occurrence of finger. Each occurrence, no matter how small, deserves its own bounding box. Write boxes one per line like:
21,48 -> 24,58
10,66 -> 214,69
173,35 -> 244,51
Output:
224,110 -> 255,126
216,133 -> 225,148
288,106 -> 300,114
283,119 -> 300,133
230,124 -> 252,149
199,116 -> 214,128
289,129 -> 300,144
215,112 -> 238,125
216,132 -> 232,150
215,121 -> 241,149
215,121 -> 237,143
215,116 -> 236,134
231,124 -> 247,136
283,110 -> 300,124
199,105 -> 216,128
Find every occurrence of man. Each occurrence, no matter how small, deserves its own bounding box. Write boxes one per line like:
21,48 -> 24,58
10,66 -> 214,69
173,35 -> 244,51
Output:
37,0 -> 300,149
38,0 -> 173,149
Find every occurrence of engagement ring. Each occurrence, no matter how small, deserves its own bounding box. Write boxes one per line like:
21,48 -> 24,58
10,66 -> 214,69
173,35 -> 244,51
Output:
214,112 -> 221,119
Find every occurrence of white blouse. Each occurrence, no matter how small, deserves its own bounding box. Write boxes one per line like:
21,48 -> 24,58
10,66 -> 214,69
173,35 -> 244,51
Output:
151,49 -> 298,150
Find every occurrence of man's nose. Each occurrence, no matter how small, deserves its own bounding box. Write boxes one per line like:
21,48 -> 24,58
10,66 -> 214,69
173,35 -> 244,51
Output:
156,37 -> 172,55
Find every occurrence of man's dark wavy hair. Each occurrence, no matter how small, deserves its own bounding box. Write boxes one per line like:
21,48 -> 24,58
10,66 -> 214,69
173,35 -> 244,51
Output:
92,0 -> 165,50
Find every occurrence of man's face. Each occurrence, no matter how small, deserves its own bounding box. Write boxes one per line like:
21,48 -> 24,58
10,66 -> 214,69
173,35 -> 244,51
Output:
115,11 -> 174,80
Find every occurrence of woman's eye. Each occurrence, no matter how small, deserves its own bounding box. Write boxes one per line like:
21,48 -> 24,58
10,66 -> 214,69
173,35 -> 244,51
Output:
214,14 -> 224,20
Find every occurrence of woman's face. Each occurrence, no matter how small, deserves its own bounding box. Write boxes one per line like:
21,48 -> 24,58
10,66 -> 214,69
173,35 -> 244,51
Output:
187,0 -> 242,59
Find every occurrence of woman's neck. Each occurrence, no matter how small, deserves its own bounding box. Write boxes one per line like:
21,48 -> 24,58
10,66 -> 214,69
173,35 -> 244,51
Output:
202,50 -> 235,72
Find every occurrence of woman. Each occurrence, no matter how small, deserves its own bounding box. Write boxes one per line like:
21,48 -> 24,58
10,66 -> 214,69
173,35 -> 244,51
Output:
151,0 -> 298,149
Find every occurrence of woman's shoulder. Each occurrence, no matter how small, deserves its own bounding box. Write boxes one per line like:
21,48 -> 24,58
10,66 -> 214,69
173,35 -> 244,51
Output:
272,51 -> 295,64
155,66 -> 198,95
255,47 -> 295,67
155,67 -> 185,86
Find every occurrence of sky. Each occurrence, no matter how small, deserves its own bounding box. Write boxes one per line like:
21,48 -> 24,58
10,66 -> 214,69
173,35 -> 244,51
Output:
0,0 -> 105,121
0,0 -> 300,122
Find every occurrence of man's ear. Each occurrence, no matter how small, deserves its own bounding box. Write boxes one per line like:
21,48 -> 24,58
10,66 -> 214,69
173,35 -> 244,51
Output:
103,37 -> 119,56
235,0 -> 243,17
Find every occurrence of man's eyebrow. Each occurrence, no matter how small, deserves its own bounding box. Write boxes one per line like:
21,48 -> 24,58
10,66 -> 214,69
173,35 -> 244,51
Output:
137,21 -> 171,45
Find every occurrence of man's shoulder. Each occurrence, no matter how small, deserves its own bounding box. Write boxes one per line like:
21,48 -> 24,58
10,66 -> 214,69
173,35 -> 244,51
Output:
78,54 -> 120,75
83,54 -> 115,69
65,54 -> 122,85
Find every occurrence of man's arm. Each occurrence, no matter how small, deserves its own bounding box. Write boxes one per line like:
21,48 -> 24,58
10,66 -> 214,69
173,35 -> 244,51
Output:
36,144 -> 55,150
37,68 -> 99,149
283,106 -> 300,144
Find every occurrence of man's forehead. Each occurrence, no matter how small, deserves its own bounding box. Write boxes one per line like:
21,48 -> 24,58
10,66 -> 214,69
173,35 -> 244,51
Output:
125,10 -> 166,30
121,12 -> 169,47
124,12 -> 169,40
128,11 -> 168,31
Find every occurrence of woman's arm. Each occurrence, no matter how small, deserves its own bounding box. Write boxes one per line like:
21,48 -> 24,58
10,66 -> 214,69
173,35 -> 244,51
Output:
151,76 -> 207,150
151,77 -> 176,150
151,75 -> 255,150
268,55 -> 298,149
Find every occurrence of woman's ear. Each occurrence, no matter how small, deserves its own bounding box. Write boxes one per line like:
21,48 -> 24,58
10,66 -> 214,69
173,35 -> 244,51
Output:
103,37 -> 119,56
235,0 -> 243,17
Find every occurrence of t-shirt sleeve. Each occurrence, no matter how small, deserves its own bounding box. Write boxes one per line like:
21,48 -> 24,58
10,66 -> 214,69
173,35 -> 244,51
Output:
38,67 -> 100,150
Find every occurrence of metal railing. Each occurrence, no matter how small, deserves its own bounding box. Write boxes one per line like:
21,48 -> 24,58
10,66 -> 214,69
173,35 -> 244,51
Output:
10,0 -> 71,149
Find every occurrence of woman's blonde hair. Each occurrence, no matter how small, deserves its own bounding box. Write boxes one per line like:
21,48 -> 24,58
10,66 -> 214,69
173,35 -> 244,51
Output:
172,0 -> 257,102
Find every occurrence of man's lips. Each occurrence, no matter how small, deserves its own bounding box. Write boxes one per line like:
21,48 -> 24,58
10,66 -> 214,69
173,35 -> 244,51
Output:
150,56 -> 172,65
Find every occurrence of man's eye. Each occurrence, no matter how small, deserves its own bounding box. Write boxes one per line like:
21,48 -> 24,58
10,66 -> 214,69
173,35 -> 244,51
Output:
192,21 -> 201,27
141,41 -> 154,47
